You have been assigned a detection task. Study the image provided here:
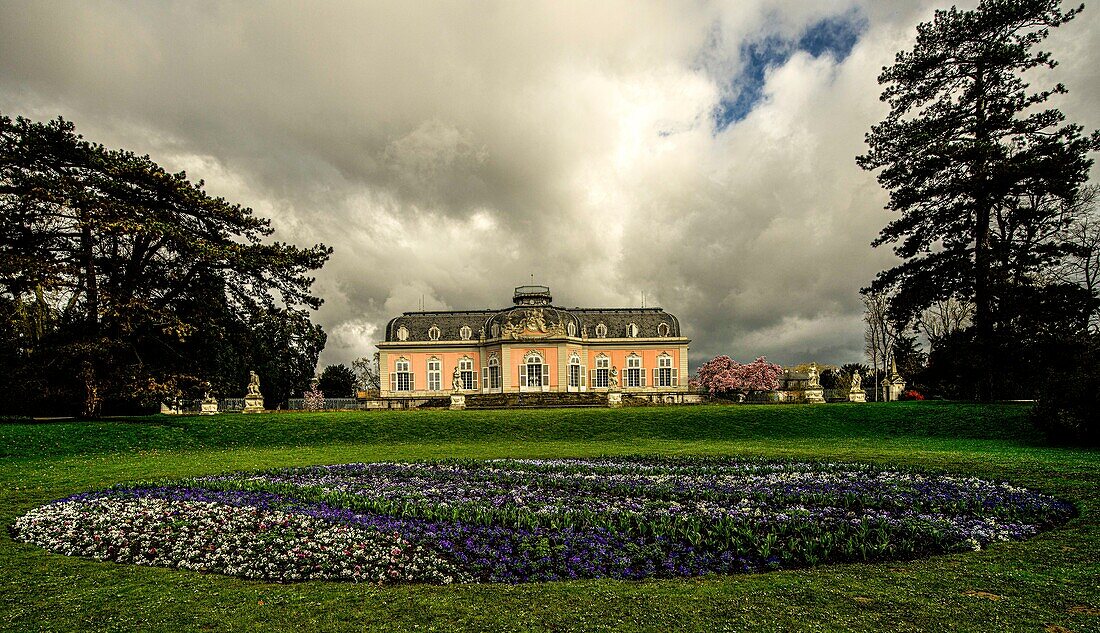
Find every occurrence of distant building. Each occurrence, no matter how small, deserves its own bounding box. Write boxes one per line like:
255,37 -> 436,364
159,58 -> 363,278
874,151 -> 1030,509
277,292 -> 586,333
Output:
377,285 -> 690,400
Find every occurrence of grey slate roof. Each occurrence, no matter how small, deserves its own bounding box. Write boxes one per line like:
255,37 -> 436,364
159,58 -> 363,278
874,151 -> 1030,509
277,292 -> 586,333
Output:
384,305 -> 682,342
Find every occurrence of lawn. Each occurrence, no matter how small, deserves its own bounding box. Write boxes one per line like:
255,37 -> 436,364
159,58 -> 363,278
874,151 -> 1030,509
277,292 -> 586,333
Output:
2,402 -> 1098,632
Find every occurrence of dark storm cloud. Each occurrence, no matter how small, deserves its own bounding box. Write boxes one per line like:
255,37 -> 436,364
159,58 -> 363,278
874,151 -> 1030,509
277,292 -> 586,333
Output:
1,0 -> 1096,369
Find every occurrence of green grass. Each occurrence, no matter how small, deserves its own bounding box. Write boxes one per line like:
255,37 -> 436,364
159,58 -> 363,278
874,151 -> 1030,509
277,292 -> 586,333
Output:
2,402 -> 1098,632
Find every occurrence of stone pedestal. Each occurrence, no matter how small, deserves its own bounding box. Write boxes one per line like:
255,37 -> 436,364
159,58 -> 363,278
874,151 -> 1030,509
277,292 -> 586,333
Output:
804,388 -> 826,404
200,398 -> 218,415
607,390 -> 623,408
847,390 -> 866,403
243,395 -> 264,413
449,393 -> 466,410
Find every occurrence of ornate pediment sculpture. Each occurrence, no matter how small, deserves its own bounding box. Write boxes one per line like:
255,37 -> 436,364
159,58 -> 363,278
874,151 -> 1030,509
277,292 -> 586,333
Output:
500,308 -> 568,339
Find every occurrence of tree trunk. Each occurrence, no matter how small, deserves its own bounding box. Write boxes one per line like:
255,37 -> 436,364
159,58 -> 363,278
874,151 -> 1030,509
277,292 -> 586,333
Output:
972,65 -> 994,402
79,206 -> 102,418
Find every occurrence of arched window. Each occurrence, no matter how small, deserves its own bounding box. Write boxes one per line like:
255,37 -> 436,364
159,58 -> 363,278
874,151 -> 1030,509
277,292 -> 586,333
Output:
485,353 -> 501,390
626,323 -> 639,338
521,351 -> 548,389
592,353 -> 610,388
595,323 -> 607,338
459,325 -> 472,340
392,357 -> 412,391
567,321 -> 577,337
625,353 -> 644,388
656,322 -> 670,337
427,357 -> 441,391
656,353 -> 676,387
428,325 -> 441,341
491,323 -> 501,337
459,356 -> 476,390
396,325 -> 409,342
568,352 -> 584,388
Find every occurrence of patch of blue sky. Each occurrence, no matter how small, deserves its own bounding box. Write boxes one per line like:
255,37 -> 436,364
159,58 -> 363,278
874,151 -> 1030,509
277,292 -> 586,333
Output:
714,9 -> 868,131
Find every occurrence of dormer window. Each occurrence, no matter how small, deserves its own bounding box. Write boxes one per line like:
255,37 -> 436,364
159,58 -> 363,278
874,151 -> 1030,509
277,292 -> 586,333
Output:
459,325 -> 472,340
657,322 -> 670,337
626,323 -> 639,338
428,325 -> 441,341
396,325 -> 409,341
595,323 -> 607,338
567,321 -> 577,337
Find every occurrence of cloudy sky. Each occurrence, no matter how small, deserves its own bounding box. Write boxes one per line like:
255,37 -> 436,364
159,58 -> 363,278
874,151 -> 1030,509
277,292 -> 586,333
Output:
2,1 -> 1097,369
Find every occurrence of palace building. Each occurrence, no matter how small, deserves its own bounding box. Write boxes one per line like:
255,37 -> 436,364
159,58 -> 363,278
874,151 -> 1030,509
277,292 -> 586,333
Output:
377,285 -> 691,402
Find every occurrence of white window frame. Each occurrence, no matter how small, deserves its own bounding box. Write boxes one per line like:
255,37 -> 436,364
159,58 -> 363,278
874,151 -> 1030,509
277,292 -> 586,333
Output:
428,325 -> 441,341
520,351 -> 548,391
626,323 -> 639,338
657,322 -> 670,337
393,357 -> 412,392
625,353 -> 644,388
595,323 -> 607,338
592,354 -> 610,388
485,354 -> 501,390
567,322 -> 577,337
460,325 -> 472,340
459,356 -> 477,390
427,357 -> 441,391
655,353 -> 676,388
396,325 -> 409,341
568,353 -> 581,391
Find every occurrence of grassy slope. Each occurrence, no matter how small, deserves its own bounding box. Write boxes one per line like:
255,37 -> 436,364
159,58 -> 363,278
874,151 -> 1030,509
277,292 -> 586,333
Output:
1,402 -> 1098,632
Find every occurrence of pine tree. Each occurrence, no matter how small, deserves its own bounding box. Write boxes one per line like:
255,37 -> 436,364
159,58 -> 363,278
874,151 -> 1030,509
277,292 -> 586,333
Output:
858,0 -> 1099,399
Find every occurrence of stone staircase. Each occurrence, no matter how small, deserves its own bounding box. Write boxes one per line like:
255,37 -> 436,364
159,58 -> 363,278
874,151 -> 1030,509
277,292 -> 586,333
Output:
462,392 -> 608,410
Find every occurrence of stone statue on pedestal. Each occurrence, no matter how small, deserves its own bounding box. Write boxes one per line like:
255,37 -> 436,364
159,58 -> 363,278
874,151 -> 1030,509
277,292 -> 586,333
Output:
452,367 -> 463,392
608,366 -> 619,389
200,391 -> 219,415
807,363 -> 821,389
243,370 -> 265,413
848,369 -> 866,403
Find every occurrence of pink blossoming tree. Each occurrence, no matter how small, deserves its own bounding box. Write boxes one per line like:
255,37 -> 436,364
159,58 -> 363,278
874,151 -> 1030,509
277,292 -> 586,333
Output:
694,355 -> 782,397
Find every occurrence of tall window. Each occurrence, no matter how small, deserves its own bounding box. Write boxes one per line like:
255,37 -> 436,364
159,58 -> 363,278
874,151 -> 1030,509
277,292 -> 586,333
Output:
568,353 -> 581,388
657,322 -> 670,337
593,354 -> 609,388
626,323 -> 639,338
393,358 -> 412,391
396,325 -> 409,341
486,354 -> 501,390
521,352 -> 548,388
428,325 -> 441,341
567,321 -> 577,337
595,323 -> 607,338
460,356 -> 476,390
625,353 -> 643,387
460,325 -> 472,340
427,357 -> 441,391
656,353 -> 675,387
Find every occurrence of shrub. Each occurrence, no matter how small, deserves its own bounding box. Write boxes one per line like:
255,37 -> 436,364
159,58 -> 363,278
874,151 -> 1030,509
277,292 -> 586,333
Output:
1031,335 -> 1099,446
899,390 -> 925,401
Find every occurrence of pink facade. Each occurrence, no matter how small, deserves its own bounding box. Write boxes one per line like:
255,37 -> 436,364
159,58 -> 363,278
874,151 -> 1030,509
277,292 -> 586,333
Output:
377,286 -> 690,398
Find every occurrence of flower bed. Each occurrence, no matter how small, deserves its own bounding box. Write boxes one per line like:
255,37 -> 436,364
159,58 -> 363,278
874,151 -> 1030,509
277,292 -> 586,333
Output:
11,458 -> 1075,584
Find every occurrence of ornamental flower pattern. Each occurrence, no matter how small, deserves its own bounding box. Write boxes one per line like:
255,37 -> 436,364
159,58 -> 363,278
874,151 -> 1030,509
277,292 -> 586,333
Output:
11,458 -> 1075,584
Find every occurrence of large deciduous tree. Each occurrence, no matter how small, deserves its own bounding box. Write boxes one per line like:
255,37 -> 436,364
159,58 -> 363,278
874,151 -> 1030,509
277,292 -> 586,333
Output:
0,114 -> 332,416
857,0 -> 1099,400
